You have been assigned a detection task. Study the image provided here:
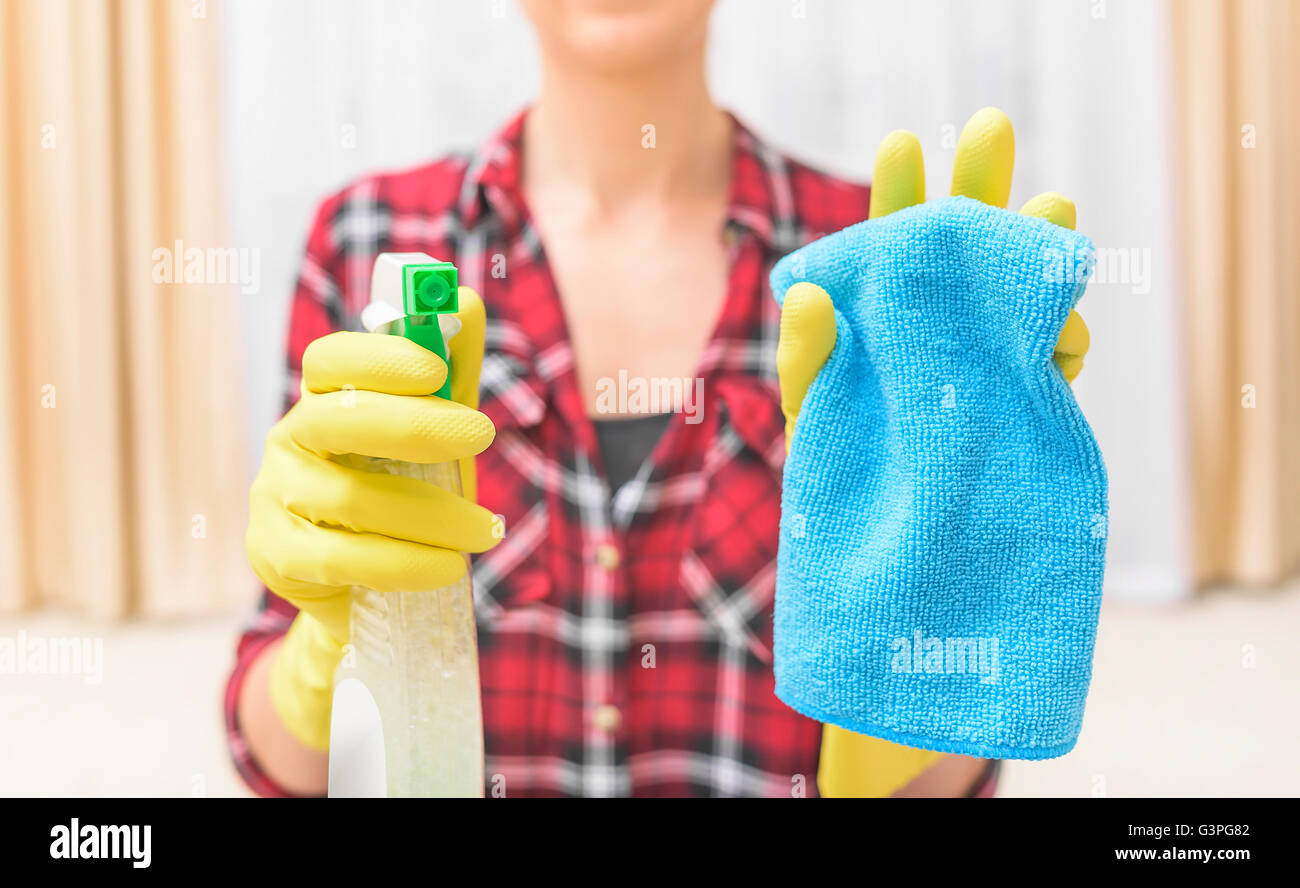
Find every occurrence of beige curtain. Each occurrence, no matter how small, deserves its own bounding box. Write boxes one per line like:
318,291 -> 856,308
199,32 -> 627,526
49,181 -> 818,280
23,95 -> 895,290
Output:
0,0 -> 249,616
1172,0 -> 1300,587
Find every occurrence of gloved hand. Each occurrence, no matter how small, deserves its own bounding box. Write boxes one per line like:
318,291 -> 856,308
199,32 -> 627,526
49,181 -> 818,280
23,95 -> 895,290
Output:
776,108 -> 1090,796
246,287 -> 500,750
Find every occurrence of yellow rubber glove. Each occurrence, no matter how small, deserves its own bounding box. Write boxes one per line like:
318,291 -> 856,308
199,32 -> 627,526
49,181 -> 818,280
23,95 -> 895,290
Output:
777,108 -> 1090,797
247,287 -> 500,750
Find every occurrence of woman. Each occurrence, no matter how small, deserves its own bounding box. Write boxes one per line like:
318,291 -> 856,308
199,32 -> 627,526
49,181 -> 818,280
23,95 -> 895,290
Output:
231,0 -> 1085,797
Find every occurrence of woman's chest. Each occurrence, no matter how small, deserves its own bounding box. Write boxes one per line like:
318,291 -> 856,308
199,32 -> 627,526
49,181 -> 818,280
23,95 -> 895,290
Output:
543,217 -> 732,413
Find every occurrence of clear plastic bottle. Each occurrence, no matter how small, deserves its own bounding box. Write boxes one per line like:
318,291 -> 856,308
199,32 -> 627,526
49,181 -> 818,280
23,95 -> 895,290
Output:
328,253 -> 484,798
334,457 -> 483,797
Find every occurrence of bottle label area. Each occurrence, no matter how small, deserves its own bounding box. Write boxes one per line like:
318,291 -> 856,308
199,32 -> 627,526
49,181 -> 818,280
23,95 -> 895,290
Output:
327,678 -> 386,798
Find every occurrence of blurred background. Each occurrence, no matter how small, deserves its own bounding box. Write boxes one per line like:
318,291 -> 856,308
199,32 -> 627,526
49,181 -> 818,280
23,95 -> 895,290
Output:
1,0 -> 1297,796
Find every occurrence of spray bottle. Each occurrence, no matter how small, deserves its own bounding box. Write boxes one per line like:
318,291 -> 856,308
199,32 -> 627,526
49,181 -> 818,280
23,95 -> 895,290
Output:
327,253 -> 484,798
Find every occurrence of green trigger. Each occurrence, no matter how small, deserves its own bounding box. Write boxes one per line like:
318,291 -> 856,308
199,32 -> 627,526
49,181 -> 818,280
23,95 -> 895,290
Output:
398,261 -> 459,399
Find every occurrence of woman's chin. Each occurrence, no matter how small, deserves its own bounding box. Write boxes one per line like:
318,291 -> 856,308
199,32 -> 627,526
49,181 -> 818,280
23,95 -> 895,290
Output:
523,0 -> 714,75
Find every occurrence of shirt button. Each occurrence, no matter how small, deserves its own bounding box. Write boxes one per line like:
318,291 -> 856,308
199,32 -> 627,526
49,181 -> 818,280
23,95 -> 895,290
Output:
594,543 -> 621,571
592,704 -> 622,733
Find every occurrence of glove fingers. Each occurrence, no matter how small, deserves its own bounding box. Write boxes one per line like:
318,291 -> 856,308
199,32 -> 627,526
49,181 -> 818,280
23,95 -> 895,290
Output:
1053,311 -> 1090,383
1055,353 -> 1084,384
448,287 -> 488,503
278,512 -> 470,597
1055,309 -> 1090,355
303,330 -> 447,396
448,287 -> 486,411
950,107 -> 1015,209
777,282 -> 837,449
1020,191 -> 1088,382
1019,191 -> 1076,230
283,454 -> 503,554
868,130 -> 926,220
289,389 -> 495,464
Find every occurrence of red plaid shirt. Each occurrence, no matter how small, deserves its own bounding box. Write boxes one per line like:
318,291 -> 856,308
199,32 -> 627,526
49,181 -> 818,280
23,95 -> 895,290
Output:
225,110 -> 875,797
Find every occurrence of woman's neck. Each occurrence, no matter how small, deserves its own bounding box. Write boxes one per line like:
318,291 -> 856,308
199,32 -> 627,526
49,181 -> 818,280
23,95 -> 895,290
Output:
523,49 -> 731,214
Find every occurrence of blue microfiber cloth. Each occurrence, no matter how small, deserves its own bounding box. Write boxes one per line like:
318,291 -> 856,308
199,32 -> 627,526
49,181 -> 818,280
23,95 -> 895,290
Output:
770,195 -> 1107,760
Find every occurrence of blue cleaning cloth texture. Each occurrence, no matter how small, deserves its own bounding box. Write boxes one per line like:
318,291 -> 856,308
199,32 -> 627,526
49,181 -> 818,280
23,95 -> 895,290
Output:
771,195 -> 1107,759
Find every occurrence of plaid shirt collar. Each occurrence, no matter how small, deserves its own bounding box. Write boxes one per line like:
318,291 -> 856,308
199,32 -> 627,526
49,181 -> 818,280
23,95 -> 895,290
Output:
458,109 -> 795,473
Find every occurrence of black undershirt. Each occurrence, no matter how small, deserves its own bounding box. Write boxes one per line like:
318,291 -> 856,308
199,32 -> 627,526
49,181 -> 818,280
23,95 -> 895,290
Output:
591,413 -> 673,494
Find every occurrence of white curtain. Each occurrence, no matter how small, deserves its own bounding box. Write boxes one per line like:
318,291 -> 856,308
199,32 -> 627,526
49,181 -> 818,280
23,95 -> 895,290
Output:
223,0 -> 1191,602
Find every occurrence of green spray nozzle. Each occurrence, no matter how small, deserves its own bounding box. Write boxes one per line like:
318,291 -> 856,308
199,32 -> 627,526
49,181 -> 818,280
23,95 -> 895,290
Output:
366,255 -> 460,400
405,263 -> 459,316
402,263 -> 458,398
400,261 -> 458,399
